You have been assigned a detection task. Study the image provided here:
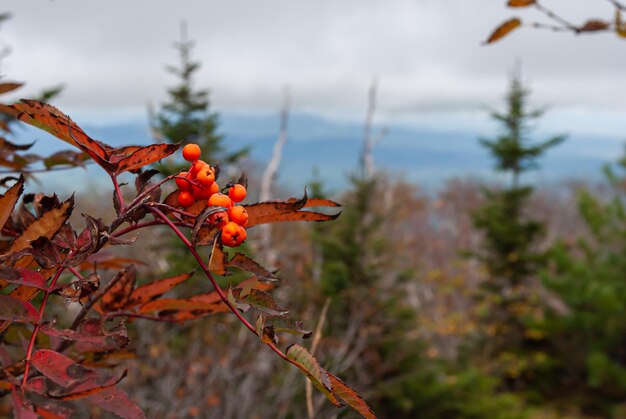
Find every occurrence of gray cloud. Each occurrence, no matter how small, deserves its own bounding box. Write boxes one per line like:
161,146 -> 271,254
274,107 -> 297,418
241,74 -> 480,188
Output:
2,0 -> 625,128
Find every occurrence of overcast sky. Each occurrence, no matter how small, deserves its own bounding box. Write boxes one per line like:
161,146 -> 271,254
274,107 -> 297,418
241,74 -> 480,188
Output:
2,0 -> 626,136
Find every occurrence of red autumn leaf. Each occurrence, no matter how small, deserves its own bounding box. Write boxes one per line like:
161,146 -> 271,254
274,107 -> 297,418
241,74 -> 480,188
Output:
114,143 -> 179,174
0,294 -> 39,323
40,319 -> 128,353
0,174 -> 24,230
484,18 -> 522,44
244,193 -> 341,227
99,266 -> 137,312
12,388 -> 38,419
31,350 -> 145,419
327,372 -> 376,419
9,100 -> 114,171
0,268 -> 47,289
127,272 -> 194,307
138,297 -> 228,315
0,82 -> 23,95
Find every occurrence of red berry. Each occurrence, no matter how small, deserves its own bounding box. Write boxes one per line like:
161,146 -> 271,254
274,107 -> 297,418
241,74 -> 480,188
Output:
208,193 -> 233,209
175,171 -> 191,191
182,144 -> 201,162
228,184 -> 247,203
177,190 -> 196,207
228,205 -> 248,226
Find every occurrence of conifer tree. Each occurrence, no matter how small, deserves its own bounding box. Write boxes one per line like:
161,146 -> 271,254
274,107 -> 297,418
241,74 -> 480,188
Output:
151,22 -> 246,176
471,69 -> 565,381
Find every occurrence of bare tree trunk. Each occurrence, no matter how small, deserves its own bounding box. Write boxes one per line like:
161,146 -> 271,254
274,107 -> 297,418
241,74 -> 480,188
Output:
360,79 -> 388,179
259,87 -> 291,269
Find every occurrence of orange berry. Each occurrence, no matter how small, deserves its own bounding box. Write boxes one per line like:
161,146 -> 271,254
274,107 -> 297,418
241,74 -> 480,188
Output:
175,172 -> 191,191
207,181 -> 219,196
228,184 -> 247,203
182,144 -> 201,162
192,184 -> 213,199
197,166 -> 215,186
221,221 -> 245,247
208,193 -> 233,209
191,159 -> 209,176
228,205 -> 248,226
177,190 -> 196,207
208,211 -> 229,228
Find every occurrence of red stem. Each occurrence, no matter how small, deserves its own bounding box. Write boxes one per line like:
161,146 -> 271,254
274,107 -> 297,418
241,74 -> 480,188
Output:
147,205 -> 293,363
111,220 -> 192,238
111,174 -> 125,213
21,265 -> 67,391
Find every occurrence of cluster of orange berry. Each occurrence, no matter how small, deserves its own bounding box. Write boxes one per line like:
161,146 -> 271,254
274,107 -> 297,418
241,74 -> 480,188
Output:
177,144 -> 249,247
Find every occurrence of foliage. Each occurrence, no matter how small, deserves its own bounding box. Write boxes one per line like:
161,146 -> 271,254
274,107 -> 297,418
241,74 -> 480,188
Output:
534,156 -> 626,415
0,83 -> 373,417
470,70 -> 564,385
485,1 -> 626,44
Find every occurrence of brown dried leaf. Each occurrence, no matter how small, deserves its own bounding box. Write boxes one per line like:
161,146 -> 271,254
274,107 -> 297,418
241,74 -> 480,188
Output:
6,196 -> 74,255
507,0 -> 535,7
0,82 -> 23,95
579,19 -> 610,32
127,272 -> 193,307
327,372 -> 376,419
484,18 -> 522,44
286,344 -> 341,407
208,236 -> 227,275
100,266 -> 136,312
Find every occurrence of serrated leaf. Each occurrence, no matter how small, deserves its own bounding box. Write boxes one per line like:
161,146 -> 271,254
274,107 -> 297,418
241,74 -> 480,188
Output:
30,350 -> 145,419
9,100 -> 114,171
227,252 -> 278,281
127,272 -> 193,307
264,315 -> 312,338
6,196 -> 74,255
286,344 -> 341,407
243,289 -> 288,316
327,372 -> 376,418
484,18 -> 522,44
12,388 -> 38,419
138,297 -> 225,313
0,267 -> 47,289
0,294 -> 38,322
40,319 -> 128,353
249,210 -> 340,226
115,143 -> 179,174
99,266 -> 136,312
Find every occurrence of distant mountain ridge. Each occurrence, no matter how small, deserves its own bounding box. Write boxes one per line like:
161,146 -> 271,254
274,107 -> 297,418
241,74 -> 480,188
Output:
10,112 -> 622,194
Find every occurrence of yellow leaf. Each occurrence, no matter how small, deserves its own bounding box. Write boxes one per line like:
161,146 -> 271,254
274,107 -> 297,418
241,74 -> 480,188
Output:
485,18 -> 522,44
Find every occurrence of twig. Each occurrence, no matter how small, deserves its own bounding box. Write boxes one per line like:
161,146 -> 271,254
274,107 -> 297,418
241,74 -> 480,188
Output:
306,298 -> 331,419
534,2 -> 578,31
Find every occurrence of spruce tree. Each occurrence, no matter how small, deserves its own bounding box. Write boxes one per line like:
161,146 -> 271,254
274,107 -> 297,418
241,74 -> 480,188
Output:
151,22 -> 246,176
471,69 -> 565,382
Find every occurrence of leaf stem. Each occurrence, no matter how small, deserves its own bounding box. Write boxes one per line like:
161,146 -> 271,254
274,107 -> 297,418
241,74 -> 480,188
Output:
21,264 -> 67,391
